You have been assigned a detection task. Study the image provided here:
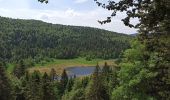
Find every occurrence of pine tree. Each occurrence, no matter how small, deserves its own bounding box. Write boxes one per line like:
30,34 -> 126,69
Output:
13,60 -> 26,79
65,78 -> 74,92
50,68 -> 57,81
86,64 -> 109,100
0,63 -> 13,100
102,62 -> 111,81
22,71 -> 31,100
60,69 -> 68,94
42,72 -> 55,100
94,0 -> 170,99
30,70 -> 42,100
102,62 -> 110,74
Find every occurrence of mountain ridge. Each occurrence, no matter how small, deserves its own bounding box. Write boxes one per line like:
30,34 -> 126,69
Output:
0,16 -> 128,35
0,16 -> 132,63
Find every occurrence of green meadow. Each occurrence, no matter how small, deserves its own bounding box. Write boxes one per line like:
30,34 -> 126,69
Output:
28,58 -> 116,74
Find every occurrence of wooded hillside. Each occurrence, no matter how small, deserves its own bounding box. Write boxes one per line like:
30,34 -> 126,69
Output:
0,16 -> 132,63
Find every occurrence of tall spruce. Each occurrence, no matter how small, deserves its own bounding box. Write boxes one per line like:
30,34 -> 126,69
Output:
102,62 -> 111,81
94,0 -> 170,99
42,72 -> 55,100
13,60 -> 26,79
30,70 -> 42,100
102,62 -> 110,74
0,63 -> 13,100
65,78 -> 74,92
86,64 -> 109,100
50,68 -> 57,81
60,69 -> 68,94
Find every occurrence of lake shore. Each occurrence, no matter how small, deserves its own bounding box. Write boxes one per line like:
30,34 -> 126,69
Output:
28,58 -> 116,75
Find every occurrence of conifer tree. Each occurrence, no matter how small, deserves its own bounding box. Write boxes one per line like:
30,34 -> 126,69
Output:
86,64 -> 109,100
60,69 -> 68,94
50,68 -> 57,81
65,78 -> 74,92
94,0 -> 170,99
42,72 -> 55,100
13,60 -> 26,79
0,63 -> 13,100
22,71 -> 31,100
102,62 -> 110,74
102,62 -> 111,81
30,70 -> 42,100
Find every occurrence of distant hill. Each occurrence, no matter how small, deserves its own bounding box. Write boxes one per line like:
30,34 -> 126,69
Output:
130,33 -> 138,36
0,16 -> 132,63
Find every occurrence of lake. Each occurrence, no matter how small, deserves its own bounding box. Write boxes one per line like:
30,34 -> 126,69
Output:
66,66 -> 95,77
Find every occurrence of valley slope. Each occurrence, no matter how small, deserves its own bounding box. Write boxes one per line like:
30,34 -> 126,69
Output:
0,16 -> 132,64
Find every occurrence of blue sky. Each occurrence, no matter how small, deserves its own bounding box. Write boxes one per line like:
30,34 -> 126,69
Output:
0,0 -> 137,34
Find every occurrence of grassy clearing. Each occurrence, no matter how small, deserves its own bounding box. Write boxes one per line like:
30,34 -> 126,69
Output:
6,63 -> 15,74
28,58 -> 116,75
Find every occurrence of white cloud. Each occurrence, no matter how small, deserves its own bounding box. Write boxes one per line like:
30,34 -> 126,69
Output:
65,8 -> 80,17
0,7 -> 137,34
74,0 -> 88,4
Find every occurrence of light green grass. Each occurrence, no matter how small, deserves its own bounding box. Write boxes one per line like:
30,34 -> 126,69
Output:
35,58 -> 105,67
6,63 -> 15,74
28,57 -> 116,75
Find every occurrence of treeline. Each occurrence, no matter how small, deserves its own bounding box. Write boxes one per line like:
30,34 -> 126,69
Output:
1,0 -> 170,99
0,62 -> 118,100
0,16 -> 132,63
1,37 -> 170,100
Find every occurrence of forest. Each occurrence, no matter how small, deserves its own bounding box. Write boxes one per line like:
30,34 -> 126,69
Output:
0,16 -> 132,63
0,0 -> 170,100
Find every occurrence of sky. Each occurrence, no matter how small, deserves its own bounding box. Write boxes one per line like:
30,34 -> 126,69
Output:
0,0 -> 138,34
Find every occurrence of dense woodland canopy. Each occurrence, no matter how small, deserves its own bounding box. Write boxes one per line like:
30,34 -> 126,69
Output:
94,0 -> 170,99
0,16 -> 132,63
0,0 -> 170,100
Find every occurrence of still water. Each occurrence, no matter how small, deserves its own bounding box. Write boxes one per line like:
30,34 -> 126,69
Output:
66,66 -> 95,77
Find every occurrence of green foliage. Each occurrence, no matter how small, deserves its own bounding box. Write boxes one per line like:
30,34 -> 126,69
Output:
28,70 -> 42,100
65,78 -> 74,92
10,70 -> 60,100
1,60 -> 119,100
1,0 -> 169,99
0,16 -> 131,63
85,55 -> 93,61
95,0 -> 170,99
102,62 -> 110,74
0,63 -> 13,100
60,69 -> 68,94
50,68 -> 57,81
112,40 -> 149,99
41,72 -> 56,100
111,39 -> 170,100
62,77 -> 90,100
13,60 -> 26,79
101,62 -> 119,96
85,64 -> 109,100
